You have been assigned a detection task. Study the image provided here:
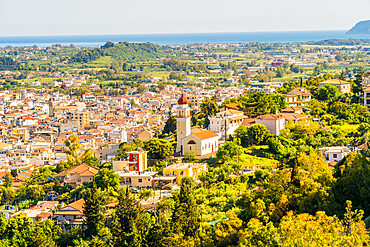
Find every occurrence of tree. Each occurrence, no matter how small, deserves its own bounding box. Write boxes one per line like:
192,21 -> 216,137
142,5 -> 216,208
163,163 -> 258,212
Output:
95,168 -> 120,191
171,177 -> 200,238
276,66 -> 285,78
277,209 -> 369,246
246,124 -> 270,146
143,138 -> 174,159
0,214 -> 61,246
200,97 -> 218,119
318,84 -> 339,102
332,151 -> 370,216
63,135 -> 99,168
0,186 -> 15,203
83,182 -> 106,238
112,188 -> 149,247
10,169 -> 17,178
235,125 -> 249,147
4,173 -> 13,188
115,141 -> 141,160
216,141 -> 243,163
183,150 -> 197,162
163,111 -> 176,135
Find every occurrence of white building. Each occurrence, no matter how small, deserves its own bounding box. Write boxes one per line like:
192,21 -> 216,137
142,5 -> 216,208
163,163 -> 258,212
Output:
319,146 -> 351,162
209,109 -> 245,139
255,114 -> 285,135
176,94 -> 219,156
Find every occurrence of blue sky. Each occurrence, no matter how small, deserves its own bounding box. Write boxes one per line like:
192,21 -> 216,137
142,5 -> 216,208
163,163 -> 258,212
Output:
0,0 -> 369,36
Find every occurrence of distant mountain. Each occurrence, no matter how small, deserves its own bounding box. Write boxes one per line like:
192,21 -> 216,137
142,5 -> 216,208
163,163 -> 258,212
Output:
347,20 -> 370,34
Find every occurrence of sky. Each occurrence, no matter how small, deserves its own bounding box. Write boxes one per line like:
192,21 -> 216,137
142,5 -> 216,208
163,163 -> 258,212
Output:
0,0 -> 369,36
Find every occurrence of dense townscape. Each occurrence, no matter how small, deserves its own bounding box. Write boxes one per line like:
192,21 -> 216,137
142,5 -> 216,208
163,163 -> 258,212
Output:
0,39 -> 369,246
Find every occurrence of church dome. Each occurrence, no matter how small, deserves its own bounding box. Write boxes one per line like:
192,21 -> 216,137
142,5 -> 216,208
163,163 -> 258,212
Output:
178,93 -> 189,105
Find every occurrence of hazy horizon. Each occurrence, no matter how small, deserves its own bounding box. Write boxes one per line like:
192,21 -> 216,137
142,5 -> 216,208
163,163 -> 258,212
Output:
0,0 -> 369,36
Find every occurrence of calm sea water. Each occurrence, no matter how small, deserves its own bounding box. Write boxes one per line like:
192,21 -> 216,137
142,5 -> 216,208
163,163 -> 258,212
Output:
0,30 -> 369,47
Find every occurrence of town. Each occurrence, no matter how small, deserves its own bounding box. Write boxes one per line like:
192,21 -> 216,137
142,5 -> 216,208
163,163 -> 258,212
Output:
0,39 -> 369,246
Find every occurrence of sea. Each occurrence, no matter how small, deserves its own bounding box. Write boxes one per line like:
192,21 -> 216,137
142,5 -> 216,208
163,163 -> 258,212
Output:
0,30 -> 369,48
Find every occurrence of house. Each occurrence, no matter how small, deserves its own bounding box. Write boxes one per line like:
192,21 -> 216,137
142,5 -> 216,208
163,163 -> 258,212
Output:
281,106 -> 304,114
363,86 -> 370,108
284,88 -> 312,107
209,109 -> 246,139
137,129 -> 153,142
113,149 -> 148,172
162,161 -> 208,184
319,146 -> 351,162
255,114 -> 285,135
116,171 -> 157,188
362,71 -> 370,86
318,79 -> 351,93
54,199 -> 85,223
56,164 -> 99,188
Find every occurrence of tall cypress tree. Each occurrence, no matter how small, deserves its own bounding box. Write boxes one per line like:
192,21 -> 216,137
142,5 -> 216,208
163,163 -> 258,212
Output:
83,182 -> 106,238
171,177 -> 200,238
112,188 -> 148,247
163,111 -> 177,135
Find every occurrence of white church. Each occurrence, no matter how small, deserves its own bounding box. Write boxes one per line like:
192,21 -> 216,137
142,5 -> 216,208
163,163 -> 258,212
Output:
176,94 -> 219,156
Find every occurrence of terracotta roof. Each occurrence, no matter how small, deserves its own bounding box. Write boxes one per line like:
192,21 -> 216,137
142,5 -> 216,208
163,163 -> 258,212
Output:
36,212 -> 53,219
67,198 -> 85,212
241,118 -> 256,126
56,170 -> 68,177
191,126 -> 205,134
224,103 -> 241,110
319,79 -> 350,85
257,114 -> 284,120
279,113 -> 309,120
65,163 -> 99,177
192,130 -> 218,140
281,106 -> 304,113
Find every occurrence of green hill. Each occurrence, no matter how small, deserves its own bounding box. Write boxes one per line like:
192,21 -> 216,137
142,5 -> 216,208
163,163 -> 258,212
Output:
70,41 -> 169,63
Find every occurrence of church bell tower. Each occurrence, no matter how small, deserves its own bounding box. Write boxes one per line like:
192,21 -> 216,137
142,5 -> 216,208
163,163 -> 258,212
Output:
176,94 -> 191,153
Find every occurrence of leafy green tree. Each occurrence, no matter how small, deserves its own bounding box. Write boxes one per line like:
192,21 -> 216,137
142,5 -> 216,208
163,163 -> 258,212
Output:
171,177 -> 200,238
0,214 -> 61,246
216,141 -> 243,163
115,139 -> 142,160
4,173 -> 13,188
333,151 -> 370,217
235,125 -> 249,147
318,84 -> 339,102
183,150 -> 197,162
0,186 -> 15,203
61,134 -> 100,170
247,124 -> 270,146
95,168 -> 120,191
308,99 -> 327,117
143,138 -> 174,159
83,182 -> 107,238
200,97 -> 218,119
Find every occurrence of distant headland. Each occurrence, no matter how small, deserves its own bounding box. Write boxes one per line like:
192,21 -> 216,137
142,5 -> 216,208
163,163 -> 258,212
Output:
347,20 -> 370,34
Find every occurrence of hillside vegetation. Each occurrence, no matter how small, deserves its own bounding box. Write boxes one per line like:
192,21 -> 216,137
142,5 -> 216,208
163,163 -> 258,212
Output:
70,41 -> 169,63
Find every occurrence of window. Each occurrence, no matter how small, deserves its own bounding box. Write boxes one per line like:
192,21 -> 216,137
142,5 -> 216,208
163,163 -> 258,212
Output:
138,178 -> 143,183
333,154 -> 338,159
